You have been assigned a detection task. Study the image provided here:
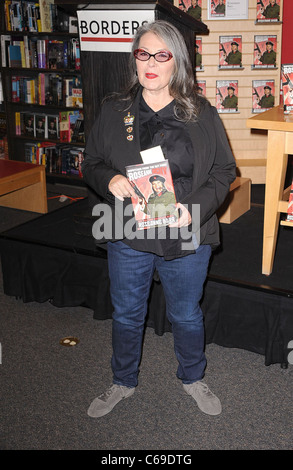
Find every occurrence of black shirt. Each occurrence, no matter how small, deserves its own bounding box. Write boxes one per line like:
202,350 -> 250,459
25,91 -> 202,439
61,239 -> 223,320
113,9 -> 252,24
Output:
122,95 -> 196,257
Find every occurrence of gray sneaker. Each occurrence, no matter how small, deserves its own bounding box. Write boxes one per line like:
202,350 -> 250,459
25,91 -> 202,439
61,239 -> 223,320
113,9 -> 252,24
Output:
87,384 -> 135,418
183,380 -> 222,416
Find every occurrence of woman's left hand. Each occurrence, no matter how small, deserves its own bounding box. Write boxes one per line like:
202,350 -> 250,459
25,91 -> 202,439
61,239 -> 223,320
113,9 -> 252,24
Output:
169,203 -> 192,228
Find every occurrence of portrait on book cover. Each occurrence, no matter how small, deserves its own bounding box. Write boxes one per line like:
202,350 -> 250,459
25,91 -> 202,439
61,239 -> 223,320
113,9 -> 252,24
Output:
216,80 -> 238,113
252,80 -> 275,113
253,35 -> 277,69
177,0 -> 202,22
210,0 -> 226,18
126,161 -> 178,230
256,0 -> 280,23
219,36 -> 242,69
195,37 -> 203,71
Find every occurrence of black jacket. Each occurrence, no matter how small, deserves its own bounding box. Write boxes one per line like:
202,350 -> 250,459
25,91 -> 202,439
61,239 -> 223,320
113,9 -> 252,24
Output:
82,89 -> 236,258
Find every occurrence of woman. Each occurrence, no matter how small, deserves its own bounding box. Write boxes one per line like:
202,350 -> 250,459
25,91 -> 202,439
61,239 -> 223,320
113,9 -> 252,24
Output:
82,20 -> 236,418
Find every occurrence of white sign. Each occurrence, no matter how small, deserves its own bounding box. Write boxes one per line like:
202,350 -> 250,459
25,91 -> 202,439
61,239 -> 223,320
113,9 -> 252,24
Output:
77,10 -> 155,52
207,0 -> 249,21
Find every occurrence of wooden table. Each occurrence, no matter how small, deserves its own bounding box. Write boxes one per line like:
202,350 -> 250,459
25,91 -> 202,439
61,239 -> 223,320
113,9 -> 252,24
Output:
0,160 -> 47,213
247,105 -> 293,275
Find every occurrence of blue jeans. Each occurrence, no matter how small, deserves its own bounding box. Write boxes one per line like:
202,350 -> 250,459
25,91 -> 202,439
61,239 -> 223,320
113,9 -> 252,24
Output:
107,241 -> 211,387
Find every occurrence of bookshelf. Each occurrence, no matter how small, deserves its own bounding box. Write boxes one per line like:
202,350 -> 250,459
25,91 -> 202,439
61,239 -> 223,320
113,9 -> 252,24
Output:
0,1 -> 85,185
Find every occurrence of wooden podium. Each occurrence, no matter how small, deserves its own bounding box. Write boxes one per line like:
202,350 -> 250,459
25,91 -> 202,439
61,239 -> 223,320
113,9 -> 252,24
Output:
0,160 -> 48,213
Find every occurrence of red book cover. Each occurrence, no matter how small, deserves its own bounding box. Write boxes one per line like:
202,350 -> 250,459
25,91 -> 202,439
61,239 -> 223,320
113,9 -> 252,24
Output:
126,160 -> 178,230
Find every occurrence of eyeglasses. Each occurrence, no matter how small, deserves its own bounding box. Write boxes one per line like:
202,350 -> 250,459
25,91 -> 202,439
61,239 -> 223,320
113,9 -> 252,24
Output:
133,49 -> 173,62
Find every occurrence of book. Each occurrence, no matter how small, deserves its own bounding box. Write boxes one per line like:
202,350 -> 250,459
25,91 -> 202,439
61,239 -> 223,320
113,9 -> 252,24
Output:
1,35 -> 12,67
216,80 -> 239,113
195,37 -> 203,72
39,0 -> 54,32
35,113 -> 47,139
15,111 -> 21,135
8,44 -> 21,67
126,159 -> 178,230
256,0 -> 280,23
281,64 -> 293,114
196,80 -> 206,96
59,110 -> 80,142
70,113 -> 84,143
47,40 -> 66,69
252,80 -> 275,113
253,35 -> 277,69
219,36 -> 242,69
46,114 -> 59,139
65,76 -> 83,108
21,111 -> 35,137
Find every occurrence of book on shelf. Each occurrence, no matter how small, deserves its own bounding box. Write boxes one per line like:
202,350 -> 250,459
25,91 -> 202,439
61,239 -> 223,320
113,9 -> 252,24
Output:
1,35 -> 12,67
15,111 -> 21,135
126,150 -> 178,230
60,146 -> 84,176
1,34 -> 81,71
59,110 -> 84,143
39,0 -> 54,32
64,76 -> 83,108
281,64 -> 293,114
25,140 -> 56,165
3,0 -> 72,33
35,113 -> 47,139
70,114 -> 84,144
20,111 -> 35,137
47,114 -> 59,139
8,44 -> 22,67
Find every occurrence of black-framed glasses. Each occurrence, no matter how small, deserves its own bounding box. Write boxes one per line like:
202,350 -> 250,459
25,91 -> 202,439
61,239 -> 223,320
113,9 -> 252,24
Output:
133,49 -> 173,62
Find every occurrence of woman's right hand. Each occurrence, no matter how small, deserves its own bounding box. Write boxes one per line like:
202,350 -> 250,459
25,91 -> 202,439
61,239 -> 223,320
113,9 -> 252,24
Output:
108,174 -> 135,201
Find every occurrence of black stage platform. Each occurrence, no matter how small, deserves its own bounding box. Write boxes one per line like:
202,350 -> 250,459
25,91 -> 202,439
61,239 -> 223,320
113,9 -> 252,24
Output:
1,193 -> 293,367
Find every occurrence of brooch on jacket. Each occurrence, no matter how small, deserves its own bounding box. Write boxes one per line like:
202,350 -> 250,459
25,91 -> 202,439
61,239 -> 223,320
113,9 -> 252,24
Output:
124,112 -> 135,141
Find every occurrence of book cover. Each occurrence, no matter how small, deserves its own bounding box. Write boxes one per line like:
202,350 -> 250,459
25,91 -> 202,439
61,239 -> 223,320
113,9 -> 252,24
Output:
47,114 -> 59,139
178,0 -> 202,22
281,64 -> 293,114
219,36 -> 242,69
252,80 -> 275,113
22,111 -> 35,137
1,35 -> 12,67
216,80 -> 238,113
64,76 -> 83,108
8,44 -> 21,67
126,159 -> 178,230
256,0 -> 281,23
47,40 -> 66,69
70,114 -> 84,143
209,0 -> 226,18
39,0 -> 54,32
67,147 -> 84,176
35,113 -> 47,139
253,35 -> 277,69
195,37 -> 203,72
196,80 -> 206,96
59,110 -> 79,142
